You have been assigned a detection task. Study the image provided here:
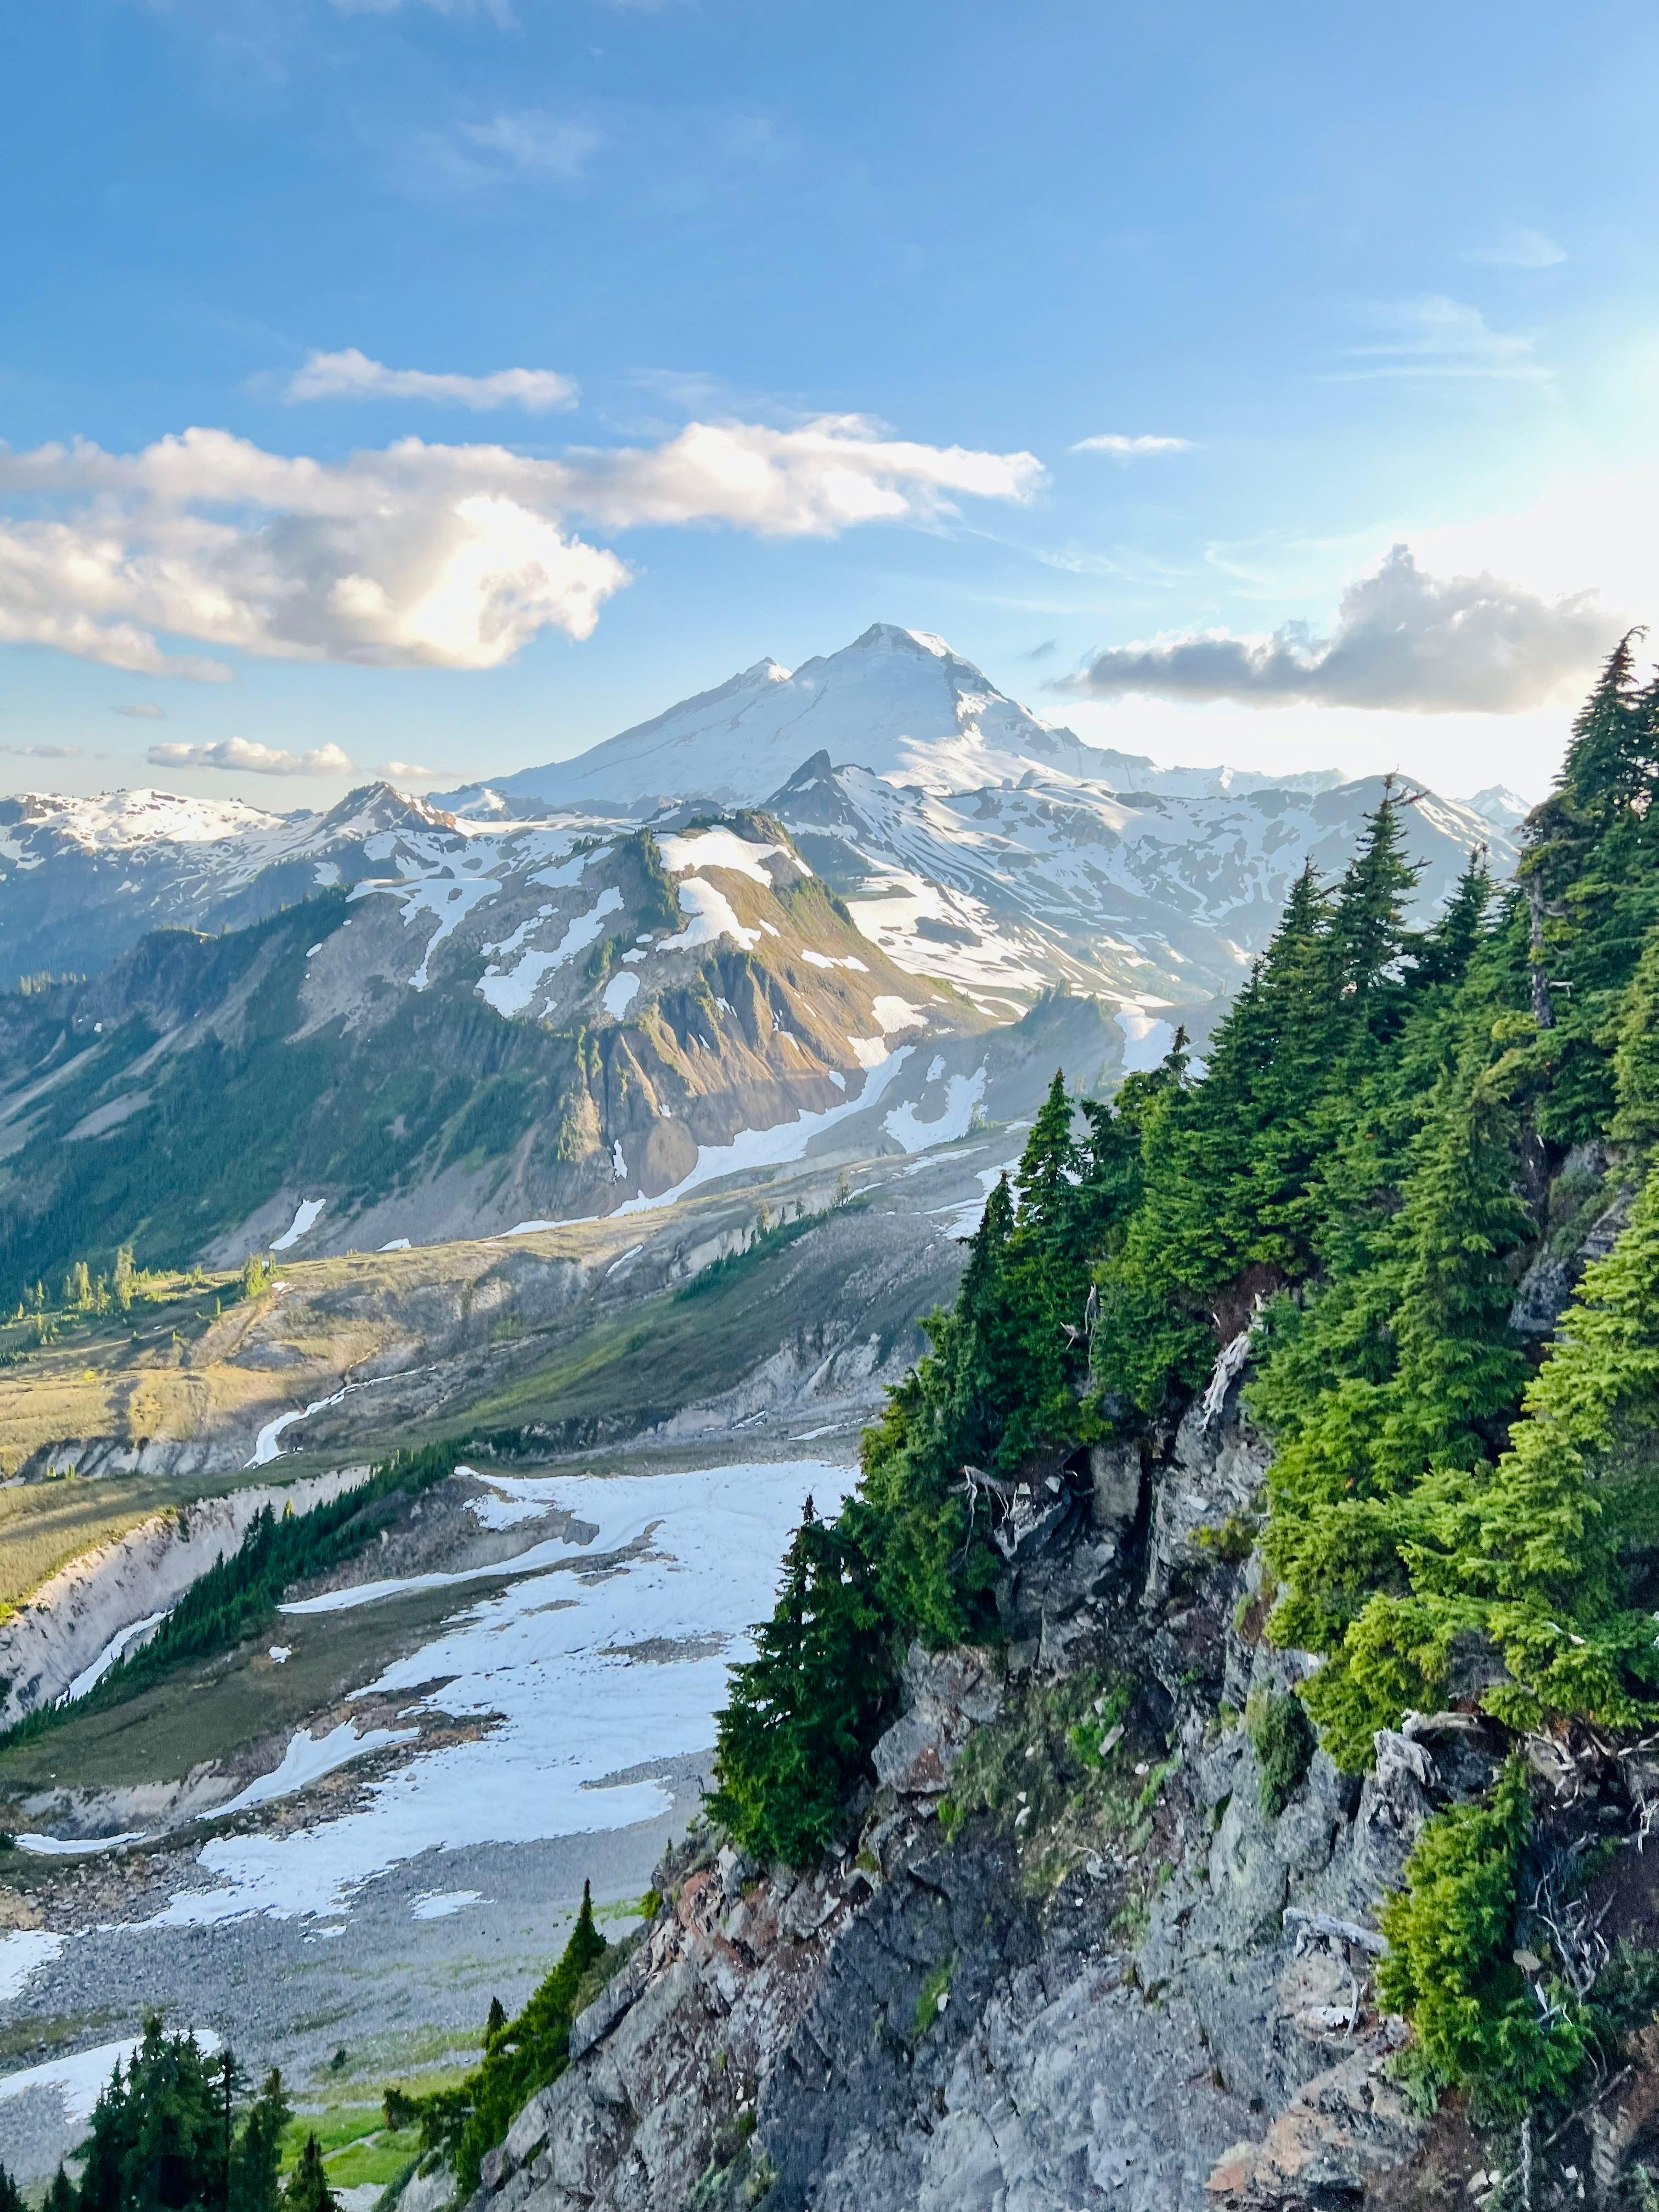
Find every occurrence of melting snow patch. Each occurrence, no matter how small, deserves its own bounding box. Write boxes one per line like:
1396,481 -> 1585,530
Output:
271,1198 -> 325,1252
612,1138 -> 628,1180
466,1486 -> 551,1531
0,2034 -> 221,2125
477,888 -> 624,1018
870,995 -> 924,1034
884,1065 -> 987,1153
799,950 -> 867,972
411,1890 -> 485,1921
269,1646 -> 292,1664
0,1932 -> 64,2002
602,971 -> 640,1018
379,1237 -> 413,1252
212,1722 -> 417,1819
616,1048 -> 915,1214
659,878 -> 759,953
503,1219 -> 560,1238
15,1832 -> 145,1857
64,1609 -> 170,1701
656,829 -> 795,883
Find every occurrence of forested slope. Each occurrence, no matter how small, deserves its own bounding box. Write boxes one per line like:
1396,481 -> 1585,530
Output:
712,635 -> 1659,2117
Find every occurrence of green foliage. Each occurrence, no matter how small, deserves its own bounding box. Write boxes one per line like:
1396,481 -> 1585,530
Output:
280,2135 -> 340,2212
1245,1688 -> 1314,1816
0,2158 -> 22,2212
65,2018 -> 290,2212
407,1882 -> 607,2200
912,1957 -> 955,2040
708,1499 -> 894,1864
1377,1763 -> 1587,2114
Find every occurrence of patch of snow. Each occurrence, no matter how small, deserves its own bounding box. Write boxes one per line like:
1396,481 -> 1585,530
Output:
870,995 -> 924,1034
502,1219 -> 559,1238
411,1890 -> 486,1921
379,1238 -> 412,1252
616,1047 -> 915,1214
248,1376 -> 387,1468
656,828 -> 797,883
63,1609 -> 170,1701
271,1198 -> 325,1252
269,1646 -> 292,1664
352,867 -> 504,991
826,1070 -> 846,1091
884,1064 -> 987,1153
601,971 -> 640,1018
15,1831 -> 146,1857
611,1138 -> 628,1180
799,950 -> 867,972
212,1722 -> 417,1819
931,1154 -> 1022,1239
0,1932 -> 64,2002
0,2033 -> 221,2126
658,877 -> 760,953
152,1461 -> 855,1925
477,887 -> 624,1018
1116,1008 -> 1174,1074
466,1485 -> 551,1531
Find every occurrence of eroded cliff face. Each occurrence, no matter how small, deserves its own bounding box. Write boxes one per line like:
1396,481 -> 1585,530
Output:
431,1356 -> 1659,2212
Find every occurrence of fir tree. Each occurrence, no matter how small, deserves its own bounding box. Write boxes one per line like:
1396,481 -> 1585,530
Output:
43,2170 -> 75,2212
280,2135 -> 338,2212
0,2160 -> 24,2212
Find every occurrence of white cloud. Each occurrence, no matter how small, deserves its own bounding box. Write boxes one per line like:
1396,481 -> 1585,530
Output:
0,418 -> 1039,677
455,111 -> 601,182
385,759 -> 438,780
286,349 -> 578,413
1466,227 -> 1566,269
1071,433 -> 1194,457
112,701 -> 166,719
1330,295 -> 1548,381
147,738 -> 354,777
0,743 -> 81,759
1060,544 -> 1616,714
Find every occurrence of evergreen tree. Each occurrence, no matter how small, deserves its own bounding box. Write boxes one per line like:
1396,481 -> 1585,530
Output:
708,1503 -> 893,1863
0,2159 -> 24,2212
483,1996 -> 508,2049
43,2170 -> 75,2212
230,2069 -> 290,2212
279,2136 -> 338,2212
1611,928 -> 1659,1152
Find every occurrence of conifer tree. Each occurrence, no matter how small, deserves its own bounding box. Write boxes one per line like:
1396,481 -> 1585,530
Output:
230,2069 -> 291,2212
0,2159 -> 24,2212
42,2169 -> 75,2212
1611,928 -> 1659,1152
280,2135 -> 338,2212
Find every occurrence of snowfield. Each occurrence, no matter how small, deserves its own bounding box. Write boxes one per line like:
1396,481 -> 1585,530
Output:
146,1459 -> 853,1926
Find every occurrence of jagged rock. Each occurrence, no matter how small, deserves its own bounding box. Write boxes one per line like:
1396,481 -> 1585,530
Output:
1204,2021 -> 1419,2208
1090,1440 -> 1143,1532
871,1644 -> 1002,1796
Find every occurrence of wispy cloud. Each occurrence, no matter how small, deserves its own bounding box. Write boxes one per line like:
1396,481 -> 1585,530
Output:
1466,227 -> 1566,270
0,416 -> 1041,678
148,738 -> 354,776
1071,433 -> 1194,457
330,0 -> 515,21
1020,637 -> 1059,661
1329,295 -> 1549,382
285,348 -> 578,413
1057,545 -> 1612,714
112,701 -> 167,719
0,743 -> 82,759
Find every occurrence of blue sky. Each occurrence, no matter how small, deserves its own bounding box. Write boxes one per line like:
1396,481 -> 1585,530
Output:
4,0 -> 1658,809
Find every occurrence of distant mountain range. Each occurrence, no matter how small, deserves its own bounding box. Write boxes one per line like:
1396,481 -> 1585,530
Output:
0,622 -> 1518,1277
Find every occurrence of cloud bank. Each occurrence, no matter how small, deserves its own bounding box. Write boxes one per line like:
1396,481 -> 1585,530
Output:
0,416 -> 1040,678
286,349 -> 578,413
147,738 -> 353,776
1060,545 -> 1615,714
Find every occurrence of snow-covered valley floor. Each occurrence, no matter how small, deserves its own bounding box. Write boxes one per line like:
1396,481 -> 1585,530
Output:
0,1455 -> 854,2186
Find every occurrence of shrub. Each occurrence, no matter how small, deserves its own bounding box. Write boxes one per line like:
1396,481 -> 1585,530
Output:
1245,1688 -> 1315,1816
1377,1761 -> 1587,2113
